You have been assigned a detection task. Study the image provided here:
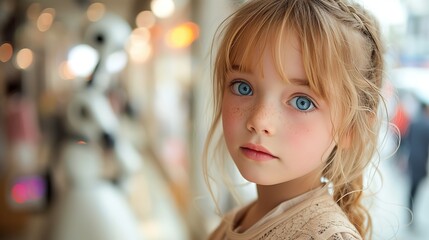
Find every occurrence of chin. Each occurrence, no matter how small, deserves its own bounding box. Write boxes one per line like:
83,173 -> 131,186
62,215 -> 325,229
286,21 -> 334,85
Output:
240,172 -> 280,186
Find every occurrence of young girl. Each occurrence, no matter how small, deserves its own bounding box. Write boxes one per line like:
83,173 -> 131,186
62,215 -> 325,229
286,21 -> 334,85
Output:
203,0 -> 385,239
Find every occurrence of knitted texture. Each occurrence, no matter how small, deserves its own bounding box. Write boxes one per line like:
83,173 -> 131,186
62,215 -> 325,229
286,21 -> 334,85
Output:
209,193 -> 362,240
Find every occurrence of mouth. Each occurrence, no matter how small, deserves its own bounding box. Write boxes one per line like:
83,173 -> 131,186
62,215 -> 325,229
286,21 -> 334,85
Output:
240,143 -> 277,161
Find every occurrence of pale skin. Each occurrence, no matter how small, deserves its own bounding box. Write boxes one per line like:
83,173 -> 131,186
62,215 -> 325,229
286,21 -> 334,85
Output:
221,32 -> 337,231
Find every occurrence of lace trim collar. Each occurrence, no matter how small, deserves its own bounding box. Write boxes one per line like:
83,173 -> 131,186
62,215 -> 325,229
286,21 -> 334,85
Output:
233,186 -> 327,233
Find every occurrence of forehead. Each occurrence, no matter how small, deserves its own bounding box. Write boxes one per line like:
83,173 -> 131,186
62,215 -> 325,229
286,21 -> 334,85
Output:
262,33 -> 306,81
228,25 -> 306,84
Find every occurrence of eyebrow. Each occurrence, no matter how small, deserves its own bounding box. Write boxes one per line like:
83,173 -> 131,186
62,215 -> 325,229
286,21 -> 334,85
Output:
289,78 -> 309,86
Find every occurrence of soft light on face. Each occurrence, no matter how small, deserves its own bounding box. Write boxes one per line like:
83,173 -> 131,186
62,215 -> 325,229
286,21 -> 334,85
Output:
221,32 -> 336,186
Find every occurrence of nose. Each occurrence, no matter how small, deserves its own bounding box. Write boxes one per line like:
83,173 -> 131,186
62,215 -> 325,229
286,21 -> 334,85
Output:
246,104 -> 276,135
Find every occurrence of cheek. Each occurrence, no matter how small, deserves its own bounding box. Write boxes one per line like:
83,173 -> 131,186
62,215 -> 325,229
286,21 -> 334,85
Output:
280,116 -> 334,158
221,101 -> 243,139
222,106 -> 243,127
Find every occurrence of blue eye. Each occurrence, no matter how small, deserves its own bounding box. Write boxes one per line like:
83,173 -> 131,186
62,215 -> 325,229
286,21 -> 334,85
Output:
231,81 -> 253,96
290,96 -> 315,111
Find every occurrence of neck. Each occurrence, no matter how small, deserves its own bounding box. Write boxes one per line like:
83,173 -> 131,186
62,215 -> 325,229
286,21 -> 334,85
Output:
254,171 -> 322,213
235,170 -> 322,232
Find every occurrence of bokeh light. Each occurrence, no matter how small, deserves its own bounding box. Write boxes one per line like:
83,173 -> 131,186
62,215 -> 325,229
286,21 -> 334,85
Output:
136,10 -> 156,28
166,22 -> 199,49
87,2 -> 106,22
68,44 -> 99,77
0,43 -> 13,62
15,48 -> 34,69
127,28 -> 152,64
106,50 -> 128,73
151,0 -> 175,19
58,61 -> 75,80
37,8 -> 55,32
11,176 -> 45,204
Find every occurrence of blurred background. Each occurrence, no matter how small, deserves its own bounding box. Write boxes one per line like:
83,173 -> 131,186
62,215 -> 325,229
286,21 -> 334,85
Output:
0,0 -> 428,239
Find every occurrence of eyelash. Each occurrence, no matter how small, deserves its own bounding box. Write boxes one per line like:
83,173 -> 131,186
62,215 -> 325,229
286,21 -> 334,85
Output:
230,80 -> 253,96
288,95 -> 316,112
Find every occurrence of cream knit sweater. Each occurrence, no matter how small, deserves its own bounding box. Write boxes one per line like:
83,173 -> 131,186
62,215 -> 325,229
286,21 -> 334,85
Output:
209,189 -> 362,240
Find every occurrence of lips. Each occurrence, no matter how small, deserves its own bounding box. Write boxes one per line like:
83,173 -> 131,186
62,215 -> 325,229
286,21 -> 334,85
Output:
240,143 -> 277,161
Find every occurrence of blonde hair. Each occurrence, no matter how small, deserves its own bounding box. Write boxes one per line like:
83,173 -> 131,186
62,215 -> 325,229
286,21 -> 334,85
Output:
203,0 -> 384,238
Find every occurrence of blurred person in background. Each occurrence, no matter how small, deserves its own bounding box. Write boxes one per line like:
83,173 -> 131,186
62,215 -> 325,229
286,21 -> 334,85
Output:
406,96 -> 429,227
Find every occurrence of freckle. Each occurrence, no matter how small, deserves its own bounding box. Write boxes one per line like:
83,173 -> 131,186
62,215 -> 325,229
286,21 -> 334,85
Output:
230,107 -> 242,117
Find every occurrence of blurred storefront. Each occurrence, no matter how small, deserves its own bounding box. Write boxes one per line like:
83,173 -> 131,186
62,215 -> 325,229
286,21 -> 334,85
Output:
0,0 -> 428,240
0,0 -> 208,239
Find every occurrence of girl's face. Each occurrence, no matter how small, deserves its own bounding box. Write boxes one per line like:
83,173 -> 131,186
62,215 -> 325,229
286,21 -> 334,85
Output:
221,33 -> 336,186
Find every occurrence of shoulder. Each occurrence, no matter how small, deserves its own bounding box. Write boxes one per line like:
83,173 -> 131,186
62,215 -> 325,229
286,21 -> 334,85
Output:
207,205 -> 246,240
303,201 -> 362,239
268,194 -> 362,240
